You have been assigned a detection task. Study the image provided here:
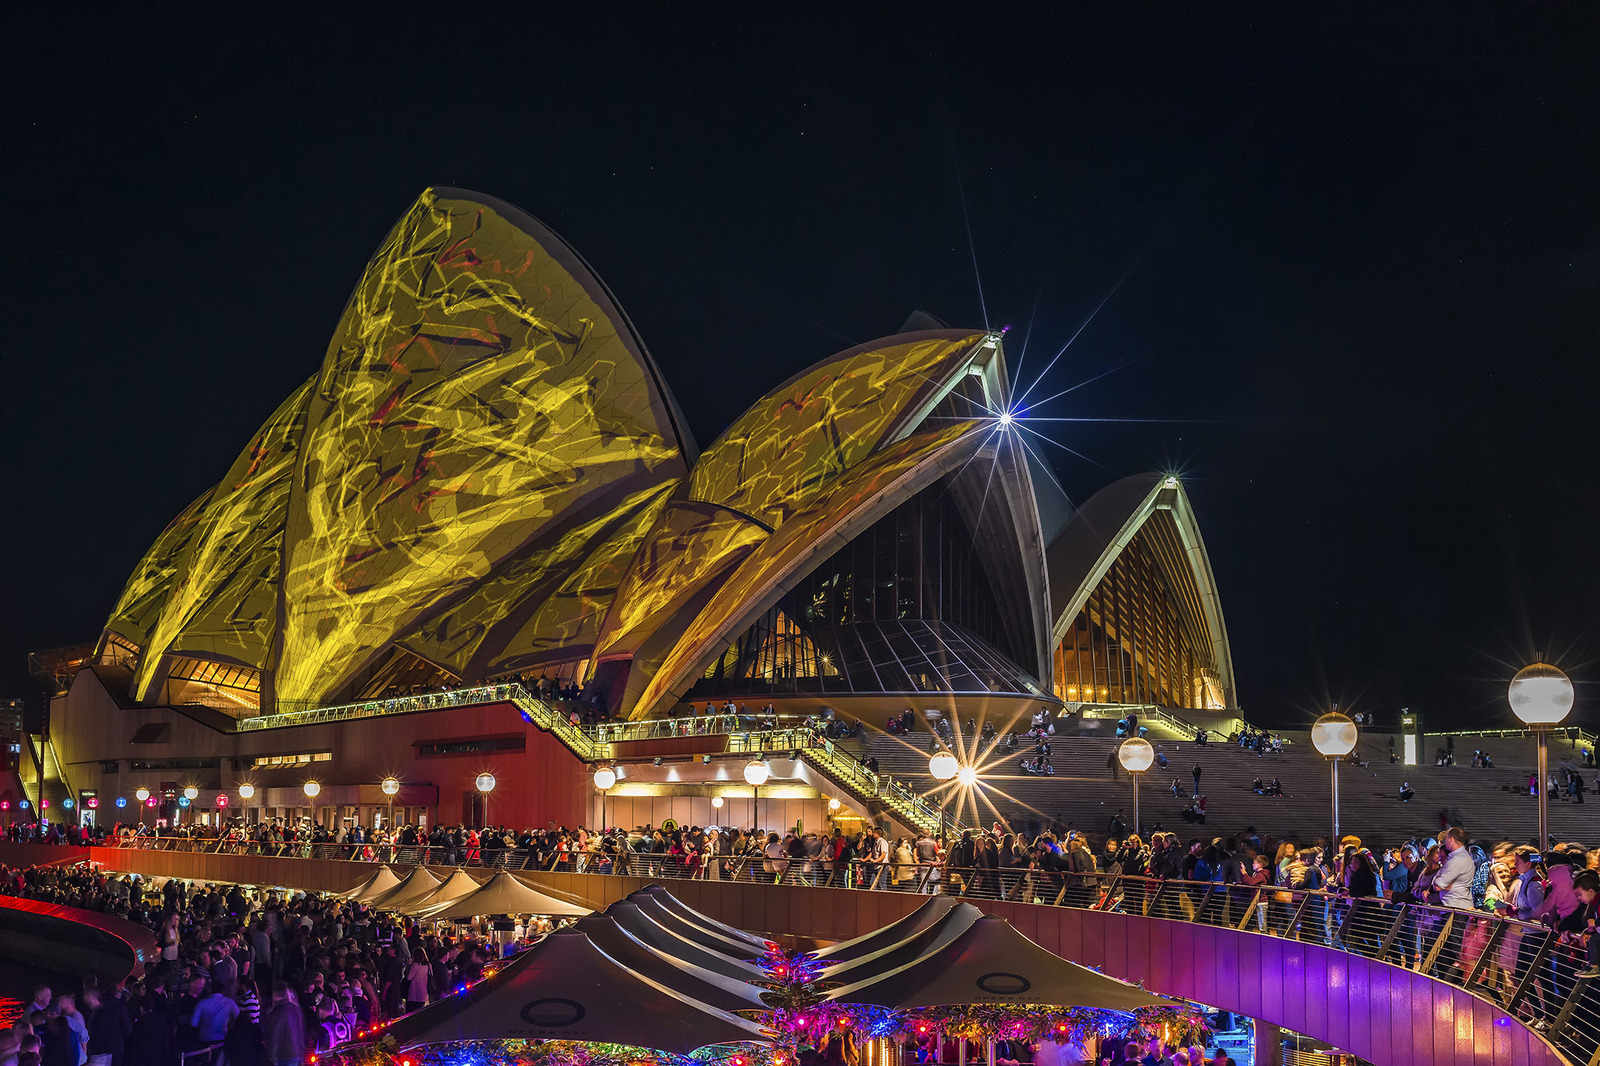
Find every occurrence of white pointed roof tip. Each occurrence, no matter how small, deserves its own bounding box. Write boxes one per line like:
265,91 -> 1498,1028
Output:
414,870 -> 590,920
341,865 -> 402,903
399,867 -> 485,916
364,865 -> 444,911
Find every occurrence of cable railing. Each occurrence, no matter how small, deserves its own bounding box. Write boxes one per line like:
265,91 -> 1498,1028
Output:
19,838 -> 1589,1060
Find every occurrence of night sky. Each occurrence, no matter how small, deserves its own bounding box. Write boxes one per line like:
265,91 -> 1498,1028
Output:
4,10 -> 1596,728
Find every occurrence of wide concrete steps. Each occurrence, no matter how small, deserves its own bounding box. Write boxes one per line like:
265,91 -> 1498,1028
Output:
844,727 -> 1600,848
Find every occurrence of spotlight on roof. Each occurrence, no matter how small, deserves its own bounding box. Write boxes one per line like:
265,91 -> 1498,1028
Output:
653,757 -> 663,767
999,410 -> 1015,427
701,754 -> 712,765
1164,475 -> 1179,488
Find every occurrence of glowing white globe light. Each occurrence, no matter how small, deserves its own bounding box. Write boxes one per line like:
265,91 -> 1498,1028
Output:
593,767 -> 617,791
381,777 -> 400,796
475,772 -> 497,793
1117,737 -> 1156,773
743,759 -> 770,787
135,787 -> 150,803
303,780 -> 321,798
711,796 -> 724,809
1509,663 -> 1575,727
956,765 -> 978,787
829,798 -> 841,811
999,411 -> 1015,427
1311,712 -> 1358,757
182,786 -> 199,801
236,783 -> 255,800
929,751 -> 959,780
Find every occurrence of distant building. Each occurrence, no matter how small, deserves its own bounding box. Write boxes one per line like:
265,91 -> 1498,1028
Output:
33,188 -> 1238,832
0,698 -> 22,738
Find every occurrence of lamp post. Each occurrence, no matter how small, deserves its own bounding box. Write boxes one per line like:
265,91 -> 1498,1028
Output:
1117,738 -> 1155,834
381,777 -> 399,832
593,767 -> 616,832
235,782 -> 255,828
929,751 -> 958,837
303,780 -> 321,834
1311,711 -> 1358,845
1510,663 -> 1575,850
182,786 -> 199,828
474,773 -> 497,829
135,787 -> 150,829
744,758 -> 769,833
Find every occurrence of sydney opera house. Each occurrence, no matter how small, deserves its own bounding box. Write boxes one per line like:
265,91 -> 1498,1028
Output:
26,188 -> 1237,832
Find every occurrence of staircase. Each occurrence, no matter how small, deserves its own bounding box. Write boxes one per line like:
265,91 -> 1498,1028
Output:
24,735 -> 72,813
847,725 -> 1600,847
509,693 -> 608,761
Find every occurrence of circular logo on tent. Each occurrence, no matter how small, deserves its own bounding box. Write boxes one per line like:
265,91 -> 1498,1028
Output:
976,972 -> 1032,995
520,999 -> 586,1028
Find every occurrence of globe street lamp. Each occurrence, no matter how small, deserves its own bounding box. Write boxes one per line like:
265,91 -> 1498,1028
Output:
381,777 -> 399,832
1510,663 -> 1575,849
929,750 -> 960,836
744,758 -> 770,833
183,786 -> 199,827
303,780 -> 321,834
475,772 -> 497,829
593,766 -> 616,832
1311,711 -> 1358,844
135,787 -> 150,829
1117,737 -> 1155,835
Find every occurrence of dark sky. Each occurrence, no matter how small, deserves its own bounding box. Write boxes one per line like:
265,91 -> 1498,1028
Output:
3,10 -> 1596,728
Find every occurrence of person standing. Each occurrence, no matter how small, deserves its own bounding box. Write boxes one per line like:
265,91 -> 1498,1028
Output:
1191,763 -> 1203,799
56,996 -> 89,1066
82,988 -> 130,1066
913,830 -> 940,893
1433,827 -> 1475,972
261,984 -> 304,1066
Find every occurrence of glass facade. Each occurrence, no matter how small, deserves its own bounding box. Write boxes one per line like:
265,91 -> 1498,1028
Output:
1052,508 -> 1226,710
691,481 -> 1042,699
164,656 -> 262,714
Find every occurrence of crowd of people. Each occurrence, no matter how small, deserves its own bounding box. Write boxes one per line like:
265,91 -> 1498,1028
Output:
0,863 -> 554,1066
6,809 -> 1600,1059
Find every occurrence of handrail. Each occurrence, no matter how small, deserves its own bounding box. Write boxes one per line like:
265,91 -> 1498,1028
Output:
9,841 -> 1586,1060
239,683 -> 536,732
507,693 -> 607,762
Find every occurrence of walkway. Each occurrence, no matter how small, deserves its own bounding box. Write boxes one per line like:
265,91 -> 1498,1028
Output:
0,841 -> 1582,1066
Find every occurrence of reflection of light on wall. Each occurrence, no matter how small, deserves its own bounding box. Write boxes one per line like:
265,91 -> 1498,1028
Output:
610,782 -> 817,800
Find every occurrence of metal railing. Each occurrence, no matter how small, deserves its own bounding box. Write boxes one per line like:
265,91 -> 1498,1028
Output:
17,838 -> 1591,1061
240,683 -> 534,732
